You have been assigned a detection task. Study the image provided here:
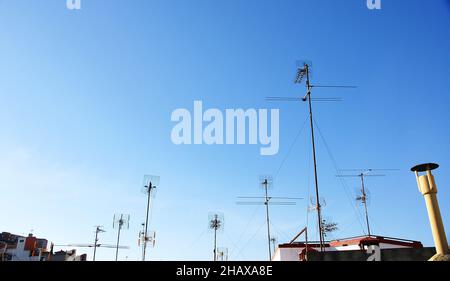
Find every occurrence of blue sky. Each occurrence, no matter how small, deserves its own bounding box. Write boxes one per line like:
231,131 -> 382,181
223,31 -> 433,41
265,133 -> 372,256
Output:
1,0 -> 450,261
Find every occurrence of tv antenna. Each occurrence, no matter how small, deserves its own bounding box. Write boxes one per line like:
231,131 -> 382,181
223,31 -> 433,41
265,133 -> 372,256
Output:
139,223 -> 156,250
92,226 -> 105,261
216,247 -> 228,261
53,244 -> 129,251
54,239 -> 129,261
321,217 -> 339,239
337,169 -> 398,236
308,196 -> 326,213
266,61 -> 357,251
113,213 -> 130,261
237,175 -> 302,260
208,212 -> 224,261
141,175 -> 159,261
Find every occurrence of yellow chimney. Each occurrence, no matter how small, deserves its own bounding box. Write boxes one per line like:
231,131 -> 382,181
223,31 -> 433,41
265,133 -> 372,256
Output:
411,163 -> 449,261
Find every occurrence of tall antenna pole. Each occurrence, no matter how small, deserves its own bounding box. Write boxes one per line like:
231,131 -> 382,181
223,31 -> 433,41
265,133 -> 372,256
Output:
263,179 -> 272,260
113,214 -> 130,262
115,221 -> 122,261
360,174 -> 371,236
140,223 -> 145,259
337,168 -> 396,236
305,64 -> 324,251
141,175 -> 159,261
208,213 -> 223,261
143,182 -> 152,261
237,176 -> 301,260
93,227 -> 99,261
214,221 -> 217,262
267,62 -> 357,251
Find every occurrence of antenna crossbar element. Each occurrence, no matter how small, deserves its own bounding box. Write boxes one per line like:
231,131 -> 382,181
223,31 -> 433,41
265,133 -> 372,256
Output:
336,174 -> 386,177
238,196 -> 303,200
266,97 -> 343,102
311,85 -> 358,89
339,169 -> 399,171
54,244 -> 129,249
236,202 -> 297,206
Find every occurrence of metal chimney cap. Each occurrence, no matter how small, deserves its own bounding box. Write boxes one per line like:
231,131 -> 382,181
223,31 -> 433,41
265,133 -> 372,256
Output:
411,163 -> 439,172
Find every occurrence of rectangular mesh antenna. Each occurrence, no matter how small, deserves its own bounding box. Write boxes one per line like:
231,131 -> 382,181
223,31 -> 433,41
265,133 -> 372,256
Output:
208,212 -> 224,232
259,175 -> 274,190
142,175 -> 160,195
113,214 -> 130,229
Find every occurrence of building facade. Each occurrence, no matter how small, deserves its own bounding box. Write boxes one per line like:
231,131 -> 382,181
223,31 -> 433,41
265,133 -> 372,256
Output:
272,235 -> 436,261
0,232 -> 86,261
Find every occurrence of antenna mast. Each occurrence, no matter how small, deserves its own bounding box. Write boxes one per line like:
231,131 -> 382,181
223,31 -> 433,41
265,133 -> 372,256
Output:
141,175 -> 159,261
360,174 -> 370,236
208,213 -> 224,261
113,214 -> 130,261
263,178 -> 272,260
237,175 -> 302,260
268,61 -> 357,251
303,63 -> 325,250
337,168 -> 397,236
93,226 -> 105,261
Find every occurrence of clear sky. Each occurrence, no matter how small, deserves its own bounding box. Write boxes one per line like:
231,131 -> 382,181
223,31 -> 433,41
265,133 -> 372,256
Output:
1,0 -> 450,261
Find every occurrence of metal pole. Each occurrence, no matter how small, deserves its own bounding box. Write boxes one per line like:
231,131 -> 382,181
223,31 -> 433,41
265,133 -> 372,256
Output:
264,181 -> 272,260
213,224 -> 217,261
93,227 -> 99,261
143,183 -> 152,261
115,223 -> 122,261
360,175 -> 371,236
140,223 -> 145,260
305,64 -> 324,251
305,228 -> 309,261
